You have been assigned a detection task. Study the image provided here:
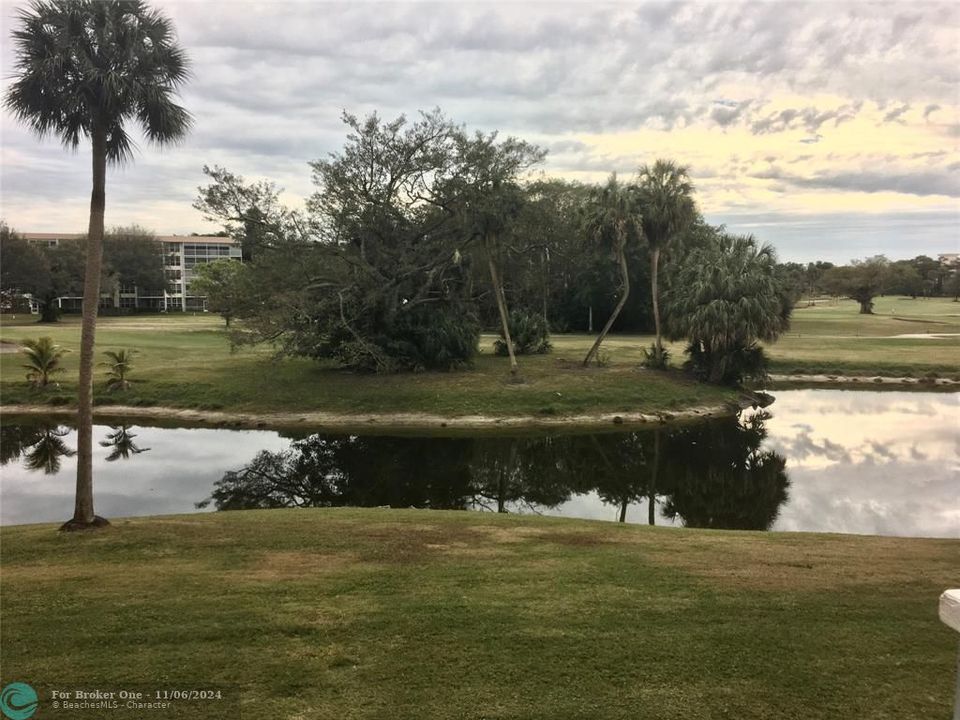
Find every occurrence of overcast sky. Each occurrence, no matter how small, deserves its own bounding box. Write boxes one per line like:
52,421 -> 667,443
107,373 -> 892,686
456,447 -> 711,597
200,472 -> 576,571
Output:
1,0 -> 958,263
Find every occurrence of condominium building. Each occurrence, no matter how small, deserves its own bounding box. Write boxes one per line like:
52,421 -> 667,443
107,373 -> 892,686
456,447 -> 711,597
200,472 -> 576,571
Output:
22,233 -> 241,312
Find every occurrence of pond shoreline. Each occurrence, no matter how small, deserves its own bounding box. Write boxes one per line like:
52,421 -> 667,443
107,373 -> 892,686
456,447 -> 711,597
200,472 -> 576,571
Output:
767,373 -> 960,387
0,400 -> 743,432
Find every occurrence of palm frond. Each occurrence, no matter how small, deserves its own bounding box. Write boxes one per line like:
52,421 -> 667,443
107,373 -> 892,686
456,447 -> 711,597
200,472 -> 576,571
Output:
5,0 -> 191,164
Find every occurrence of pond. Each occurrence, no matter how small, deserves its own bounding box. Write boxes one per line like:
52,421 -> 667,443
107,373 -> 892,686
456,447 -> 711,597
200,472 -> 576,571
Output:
1,390 -> 957,538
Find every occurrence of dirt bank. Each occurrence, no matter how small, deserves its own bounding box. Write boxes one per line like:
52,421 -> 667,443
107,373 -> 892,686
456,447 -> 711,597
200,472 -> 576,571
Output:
0,401 -> 742,433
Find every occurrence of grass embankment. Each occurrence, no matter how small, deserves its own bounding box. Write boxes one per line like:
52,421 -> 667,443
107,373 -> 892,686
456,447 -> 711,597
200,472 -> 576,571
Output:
1,509 -> 957,719
0,314 -> 733,419
0,295 -> 957,420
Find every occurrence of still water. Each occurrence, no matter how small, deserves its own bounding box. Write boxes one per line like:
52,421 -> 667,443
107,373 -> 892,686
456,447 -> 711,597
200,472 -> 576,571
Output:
1,390 -> 957,538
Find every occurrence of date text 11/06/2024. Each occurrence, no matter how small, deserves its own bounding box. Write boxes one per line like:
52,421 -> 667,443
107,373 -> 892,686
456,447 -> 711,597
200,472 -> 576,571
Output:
52,690 -> 224,701
47,688 -> 228,712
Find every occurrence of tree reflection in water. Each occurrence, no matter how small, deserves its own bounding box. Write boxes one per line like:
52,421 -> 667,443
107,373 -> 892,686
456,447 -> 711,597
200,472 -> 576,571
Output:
659,411 -> 789,530
99,425 -> 150,462
0,422 -> 76,475
198,411 -> 790,530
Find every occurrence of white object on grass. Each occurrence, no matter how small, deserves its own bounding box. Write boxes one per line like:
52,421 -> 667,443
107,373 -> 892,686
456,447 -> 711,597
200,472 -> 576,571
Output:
943,590 -> 960,634
941,589 -> 960,720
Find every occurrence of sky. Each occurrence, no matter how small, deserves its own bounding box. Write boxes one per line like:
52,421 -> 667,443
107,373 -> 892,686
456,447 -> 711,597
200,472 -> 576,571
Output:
1,0 -> 958,263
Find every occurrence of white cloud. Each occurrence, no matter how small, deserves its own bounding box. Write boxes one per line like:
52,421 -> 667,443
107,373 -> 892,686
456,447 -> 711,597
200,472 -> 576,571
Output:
1,0 -> 958,261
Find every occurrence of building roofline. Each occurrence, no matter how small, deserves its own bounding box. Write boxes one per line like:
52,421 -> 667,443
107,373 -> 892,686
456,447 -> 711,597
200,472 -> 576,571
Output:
23,233 -> 234,243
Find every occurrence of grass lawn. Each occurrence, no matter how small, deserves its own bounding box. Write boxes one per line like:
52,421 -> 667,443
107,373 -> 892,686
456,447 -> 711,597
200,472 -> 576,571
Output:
1,509 -> 957,719
0,314 -> 733,417
0,295 -> 957,419
766,295 -> 960,378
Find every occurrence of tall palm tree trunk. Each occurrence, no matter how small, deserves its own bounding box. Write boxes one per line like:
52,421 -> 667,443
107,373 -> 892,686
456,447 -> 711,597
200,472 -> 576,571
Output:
583,232 -> 629,367
486,235 -> 519,376
651,245 -> 662,354
64,127 -> 108,530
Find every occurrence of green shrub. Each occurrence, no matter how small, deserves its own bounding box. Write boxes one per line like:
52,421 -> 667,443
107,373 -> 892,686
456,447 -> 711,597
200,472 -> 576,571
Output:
494,310 -> 552,357
684,341 -> 770,387
641,343 -> 670,369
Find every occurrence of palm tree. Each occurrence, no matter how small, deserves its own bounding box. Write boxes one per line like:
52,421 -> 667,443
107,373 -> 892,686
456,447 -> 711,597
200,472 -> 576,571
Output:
636,160 -> 697,367
21,336 -> 69,387
665,234 -> 791,385
582,174 -> 642,367
100,349 -> 136,392
6,0 -> 190,530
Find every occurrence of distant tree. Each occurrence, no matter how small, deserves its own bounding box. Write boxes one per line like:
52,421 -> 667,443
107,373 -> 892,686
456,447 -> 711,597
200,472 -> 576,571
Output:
665,234 -> 791,386
636,160 -> 697,367
0,223 -> 51,317
822,256 -> 891,314
21,336 -> 69,388
103,226 -> 167,297
306,110 -> 483,372
945,270 -> 960,302
910,255 -> 946,296
887,261 -> 924,299
1,224 -> 163,321
505,179 -> 632,335
0,224 -> 87,322
507,179 -> 591,328
199,111 -> 484,372
581,174 -> 642,367
189,258 -> 247,326
194,165 -> 296,257
451,129 -> 546,377
775,262 -> 808,304
6,0 -> 191,530
804,261 -> 834,297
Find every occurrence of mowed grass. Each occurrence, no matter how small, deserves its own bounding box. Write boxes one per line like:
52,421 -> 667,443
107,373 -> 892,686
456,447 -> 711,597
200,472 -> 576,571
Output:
1,509 -> 957,719
0,314 -> 732,416
0,295 -> 957,418
767,295 -> 960,377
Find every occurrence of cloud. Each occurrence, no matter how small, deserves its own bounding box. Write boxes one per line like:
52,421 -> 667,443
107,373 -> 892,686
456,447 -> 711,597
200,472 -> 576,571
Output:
1,0 -> 958,263
882,103 -> 911,123
710,100 -> 753,127
786,169 -> 959,197
750,103 -> 861,135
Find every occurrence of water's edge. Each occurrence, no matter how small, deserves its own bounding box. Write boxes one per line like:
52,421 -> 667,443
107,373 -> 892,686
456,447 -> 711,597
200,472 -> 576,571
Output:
0,401 -> 744,433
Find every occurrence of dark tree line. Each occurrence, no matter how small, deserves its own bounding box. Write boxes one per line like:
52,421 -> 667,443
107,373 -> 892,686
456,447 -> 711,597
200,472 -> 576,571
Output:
776,255 -> 959,314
